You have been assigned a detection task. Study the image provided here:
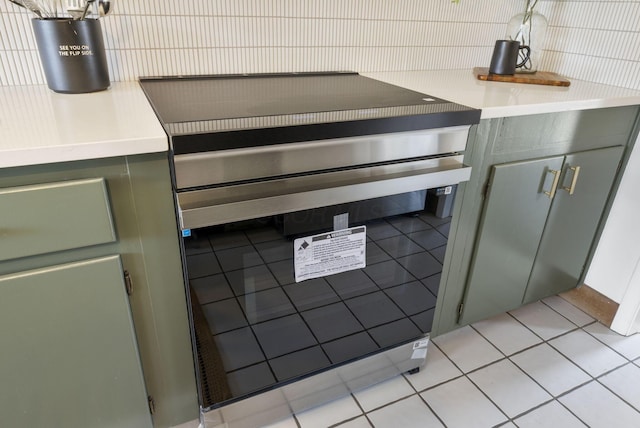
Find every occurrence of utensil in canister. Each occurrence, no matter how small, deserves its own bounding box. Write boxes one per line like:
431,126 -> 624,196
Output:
97,0 -> 111,17
66,0 -> 85,19
6,0 -> 27,11
80,0 -> 95,19
10,0 -> 44,18
488,40 -> 531,75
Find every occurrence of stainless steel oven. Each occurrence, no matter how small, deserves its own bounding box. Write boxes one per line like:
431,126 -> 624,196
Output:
140,72 -> 480,427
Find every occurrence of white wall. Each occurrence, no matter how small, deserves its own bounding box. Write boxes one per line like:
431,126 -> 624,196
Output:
586,133 -> 640,304
586,132 -> 640,335
1,0 -> 640,89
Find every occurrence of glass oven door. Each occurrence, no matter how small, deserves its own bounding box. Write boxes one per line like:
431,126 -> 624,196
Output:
182,188 -> 453,410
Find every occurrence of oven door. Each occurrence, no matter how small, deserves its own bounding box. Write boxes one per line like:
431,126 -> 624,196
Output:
180,152 -> 470,414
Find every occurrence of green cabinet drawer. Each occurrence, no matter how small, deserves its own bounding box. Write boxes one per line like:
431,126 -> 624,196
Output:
0,178 -> 116,261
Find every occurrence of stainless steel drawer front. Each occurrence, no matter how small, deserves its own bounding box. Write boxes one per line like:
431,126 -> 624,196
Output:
174,125 -> 470,189
177,156 -> 470,229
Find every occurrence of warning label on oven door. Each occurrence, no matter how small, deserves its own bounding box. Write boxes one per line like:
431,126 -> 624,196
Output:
294,226 -> 366,282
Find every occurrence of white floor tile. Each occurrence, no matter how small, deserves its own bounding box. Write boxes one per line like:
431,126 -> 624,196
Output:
549,329 -> 627,377
296,395 -> 362,428
432,325 -> 503,373
510,301 -> 577,340
514,400 -> 587,428
599,363 -> 640,411
472,312 -> 542,356
510,343 -> 591,396
203,410 -> 223,427
584,322 -> 640,360
420,377 -> 507,428
367,395 -> 443,428
559,381 -> 640,428
171,419 -> 201,428
467,359 -> 552,418
264,416 -> 298,428
353,375 -> 414,413
335,416 -> 372,428
403,343 -> 462,391
542,296 -> 594,327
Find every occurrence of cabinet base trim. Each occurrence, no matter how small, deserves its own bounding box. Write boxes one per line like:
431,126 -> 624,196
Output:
560,284 -> 619,327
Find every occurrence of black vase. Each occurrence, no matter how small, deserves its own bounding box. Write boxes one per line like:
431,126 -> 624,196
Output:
32,18 -> 110,94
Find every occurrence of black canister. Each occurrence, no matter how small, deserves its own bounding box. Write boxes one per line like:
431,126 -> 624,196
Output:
32,18 -> 110,94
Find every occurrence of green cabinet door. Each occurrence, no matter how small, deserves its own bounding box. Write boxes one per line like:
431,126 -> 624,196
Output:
0,256 -> 152,428
459,156 -> 564,325
523,146 -> 624,303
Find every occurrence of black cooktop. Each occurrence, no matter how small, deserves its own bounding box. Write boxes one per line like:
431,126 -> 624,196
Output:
139,72 -> 480,154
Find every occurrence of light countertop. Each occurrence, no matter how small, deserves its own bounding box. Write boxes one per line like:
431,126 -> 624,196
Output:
0,82 -> 167,169
364,70 -> 640,119
2,70 -> 640,169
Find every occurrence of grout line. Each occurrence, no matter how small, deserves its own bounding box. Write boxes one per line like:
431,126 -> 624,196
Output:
553,395 -> 592,428
297,306 -> 640,428
505,310 -> 547,343
351,392 -> 417,420
414,391 -> 449,428
511,305 -> 583,344
501,396 -> 556,424
326,393 -> 368,428
292,412 -> 302,428
580,323 -> 639,363
595,362 -> 640,414
437,308 -> 601,425
460,371 -> 511,424
538,297 -> 602,331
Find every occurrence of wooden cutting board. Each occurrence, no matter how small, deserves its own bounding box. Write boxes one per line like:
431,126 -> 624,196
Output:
473,67 -> 571,87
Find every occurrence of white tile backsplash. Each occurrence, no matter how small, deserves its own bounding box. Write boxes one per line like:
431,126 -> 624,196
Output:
1,0 -> 639,89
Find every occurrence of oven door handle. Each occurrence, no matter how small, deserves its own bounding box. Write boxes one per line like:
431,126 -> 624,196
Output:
177,156 -> 471,230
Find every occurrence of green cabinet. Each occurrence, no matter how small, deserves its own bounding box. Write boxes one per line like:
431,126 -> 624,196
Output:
524,147 -> 625,303
432,105 -> 640,335
0,256 -> 152,428
0,154 -> 199,427
0,178 -> 116,261
459,146 -> 624,324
